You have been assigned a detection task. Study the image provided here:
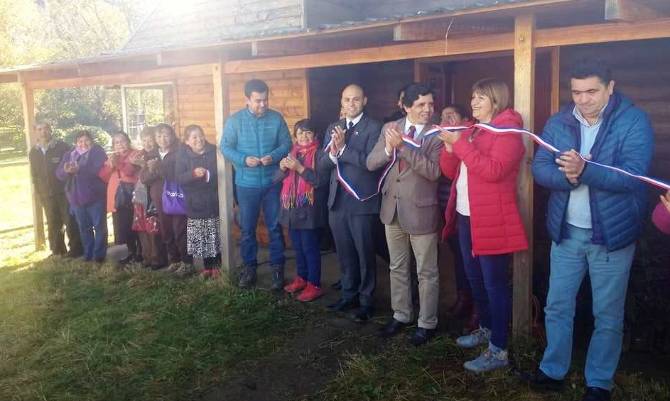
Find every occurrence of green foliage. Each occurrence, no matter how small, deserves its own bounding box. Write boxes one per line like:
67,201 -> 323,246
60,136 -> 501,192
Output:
0,0 -> 154,154
53,124 -> 111,149
36,87 -> 122,130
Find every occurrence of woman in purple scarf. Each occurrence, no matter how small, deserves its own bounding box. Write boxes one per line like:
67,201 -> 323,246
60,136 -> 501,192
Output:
56,130 -> 108,263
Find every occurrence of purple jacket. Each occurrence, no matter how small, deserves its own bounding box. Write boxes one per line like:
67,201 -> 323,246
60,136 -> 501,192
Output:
652,202 -> 670,235
56,145 -> 107,207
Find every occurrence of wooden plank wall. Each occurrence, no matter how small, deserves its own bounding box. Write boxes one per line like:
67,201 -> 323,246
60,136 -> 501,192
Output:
227,69 -> 309,135
559,39 -> 670,181
176,73 -> 216,142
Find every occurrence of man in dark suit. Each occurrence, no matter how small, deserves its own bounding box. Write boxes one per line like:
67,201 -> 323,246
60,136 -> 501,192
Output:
28,122 -> 83,257
317,84 -> 383,322
367,83 -> 443,346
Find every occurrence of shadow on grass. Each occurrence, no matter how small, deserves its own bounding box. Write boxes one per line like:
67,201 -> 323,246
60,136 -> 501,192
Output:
0,257 -> 312,401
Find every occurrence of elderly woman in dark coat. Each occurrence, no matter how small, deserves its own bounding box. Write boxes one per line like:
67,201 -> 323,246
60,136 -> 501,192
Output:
277,119 -> 327,302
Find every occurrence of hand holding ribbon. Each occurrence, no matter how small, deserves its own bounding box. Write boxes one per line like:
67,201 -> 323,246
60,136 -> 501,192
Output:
556,149 -> 589,184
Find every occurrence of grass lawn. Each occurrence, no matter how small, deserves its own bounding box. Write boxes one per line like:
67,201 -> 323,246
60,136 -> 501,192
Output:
0,159 -> 34,231
0,159 -> 668,401
0,236 -> 312,401
1,228 -> 668,401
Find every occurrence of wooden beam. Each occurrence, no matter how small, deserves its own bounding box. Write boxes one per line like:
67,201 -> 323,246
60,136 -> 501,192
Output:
20,84 -> 45,251
18,68 -> 80,83
550,47 -> 561,114
212,63 -> 238,276
227,32 -> 514,73
394,21 -> 448,41
26,63 -> 214,90
157,48 -> 224,67
0,73 -> 18,83
76,58 -> 158,77
513,14 -> 535,338
251,33 -> 388,57
224,16 -> 670,75
535,16 -> 670,47
605,0 -> 657,21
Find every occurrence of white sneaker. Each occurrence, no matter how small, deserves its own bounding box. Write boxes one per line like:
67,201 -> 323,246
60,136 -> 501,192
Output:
175,263 -> 196,278
463,347 -> 509,373
456,327 -> 491,348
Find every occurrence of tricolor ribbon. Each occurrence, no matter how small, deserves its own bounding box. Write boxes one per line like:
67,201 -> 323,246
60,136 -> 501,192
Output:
429,123 -> 670,191
326,123 -> 669,201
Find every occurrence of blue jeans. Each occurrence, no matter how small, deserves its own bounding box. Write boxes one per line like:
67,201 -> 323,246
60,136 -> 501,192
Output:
289,228 -> 321,286
540,224 -> 635,390
72,200 -> 107,261
236,184 -> 285,267
458,214 -> 511,349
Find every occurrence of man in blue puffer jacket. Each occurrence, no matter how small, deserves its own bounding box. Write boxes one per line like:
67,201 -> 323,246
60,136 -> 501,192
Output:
527,59 -> 654,401
221,79 -> 291,290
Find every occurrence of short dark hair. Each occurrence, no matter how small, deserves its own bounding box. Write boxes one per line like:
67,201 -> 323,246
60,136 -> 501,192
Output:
112,130 -> 131,145
569,58 -> 612,85
74,130 -> 92,141
183,124 -> 205,140
397,84 -> 410,101
293,119 -> 315,136
244,79 -> 269,97
155,123 -> 176,138
35,122 -> 52,132
402,83 -> 434,108
139,125 -> 157,138
442,104 -> 471,121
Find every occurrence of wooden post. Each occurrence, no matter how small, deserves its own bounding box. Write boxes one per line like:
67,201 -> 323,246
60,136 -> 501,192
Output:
550,47 -> 561,114
213,63 -> 238,275
513,14 -> 535,338
21,83 -> 46,250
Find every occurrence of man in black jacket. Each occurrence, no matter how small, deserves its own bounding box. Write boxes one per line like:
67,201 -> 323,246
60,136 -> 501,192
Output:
317,84 -> 383,322
28,122 -> 82,257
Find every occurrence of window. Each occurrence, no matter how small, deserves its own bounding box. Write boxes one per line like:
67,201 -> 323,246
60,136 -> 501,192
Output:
120,83 -> 176,141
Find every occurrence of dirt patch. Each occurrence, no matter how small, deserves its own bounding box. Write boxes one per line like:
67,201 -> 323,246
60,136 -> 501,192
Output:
200,312 -> 388,401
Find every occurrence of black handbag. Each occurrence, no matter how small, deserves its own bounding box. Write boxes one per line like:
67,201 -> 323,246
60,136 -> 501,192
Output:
114,181 -> 135,210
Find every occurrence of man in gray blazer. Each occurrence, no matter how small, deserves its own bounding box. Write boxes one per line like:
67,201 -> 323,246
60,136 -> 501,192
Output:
367,83 -> 443,346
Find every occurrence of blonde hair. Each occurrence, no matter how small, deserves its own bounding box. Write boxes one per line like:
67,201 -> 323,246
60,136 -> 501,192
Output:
472,78 -> 510,119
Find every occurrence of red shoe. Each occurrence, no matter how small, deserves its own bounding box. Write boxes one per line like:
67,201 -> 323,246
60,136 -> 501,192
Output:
284,276 -> 307,293
199,269 -> 212,278
209,269 -> 221,279
297,283 -> 323,302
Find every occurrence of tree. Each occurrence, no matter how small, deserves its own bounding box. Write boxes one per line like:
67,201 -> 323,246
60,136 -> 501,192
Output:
0,0 -> 156,151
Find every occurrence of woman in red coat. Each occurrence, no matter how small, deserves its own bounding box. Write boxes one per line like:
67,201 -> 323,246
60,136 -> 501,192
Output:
439,78 -> 528,373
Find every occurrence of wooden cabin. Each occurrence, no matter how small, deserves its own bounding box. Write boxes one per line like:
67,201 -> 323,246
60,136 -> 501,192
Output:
2,0 -> 670,337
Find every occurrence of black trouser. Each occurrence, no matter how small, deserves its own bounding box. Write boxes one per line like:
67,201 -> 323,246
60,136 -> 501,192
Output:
42,193 -> 82,256
113,208 -> 140,257
158,211 -> 191,264
328,209 -> 377,307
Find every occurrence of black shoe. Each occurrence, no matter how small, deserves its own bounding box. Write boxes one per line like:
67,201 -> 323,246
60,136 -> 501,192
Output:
330,280 -> 342,290
409,327 -> 436,346
66,250 -> 83,258
521,368 -> 564,392
349,306 -> 374,323
94,257 -> 105,264
582,387 -> 611,401
119,254 -> 135,265
377,318 -> 409,338
327,298 -> 359,312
